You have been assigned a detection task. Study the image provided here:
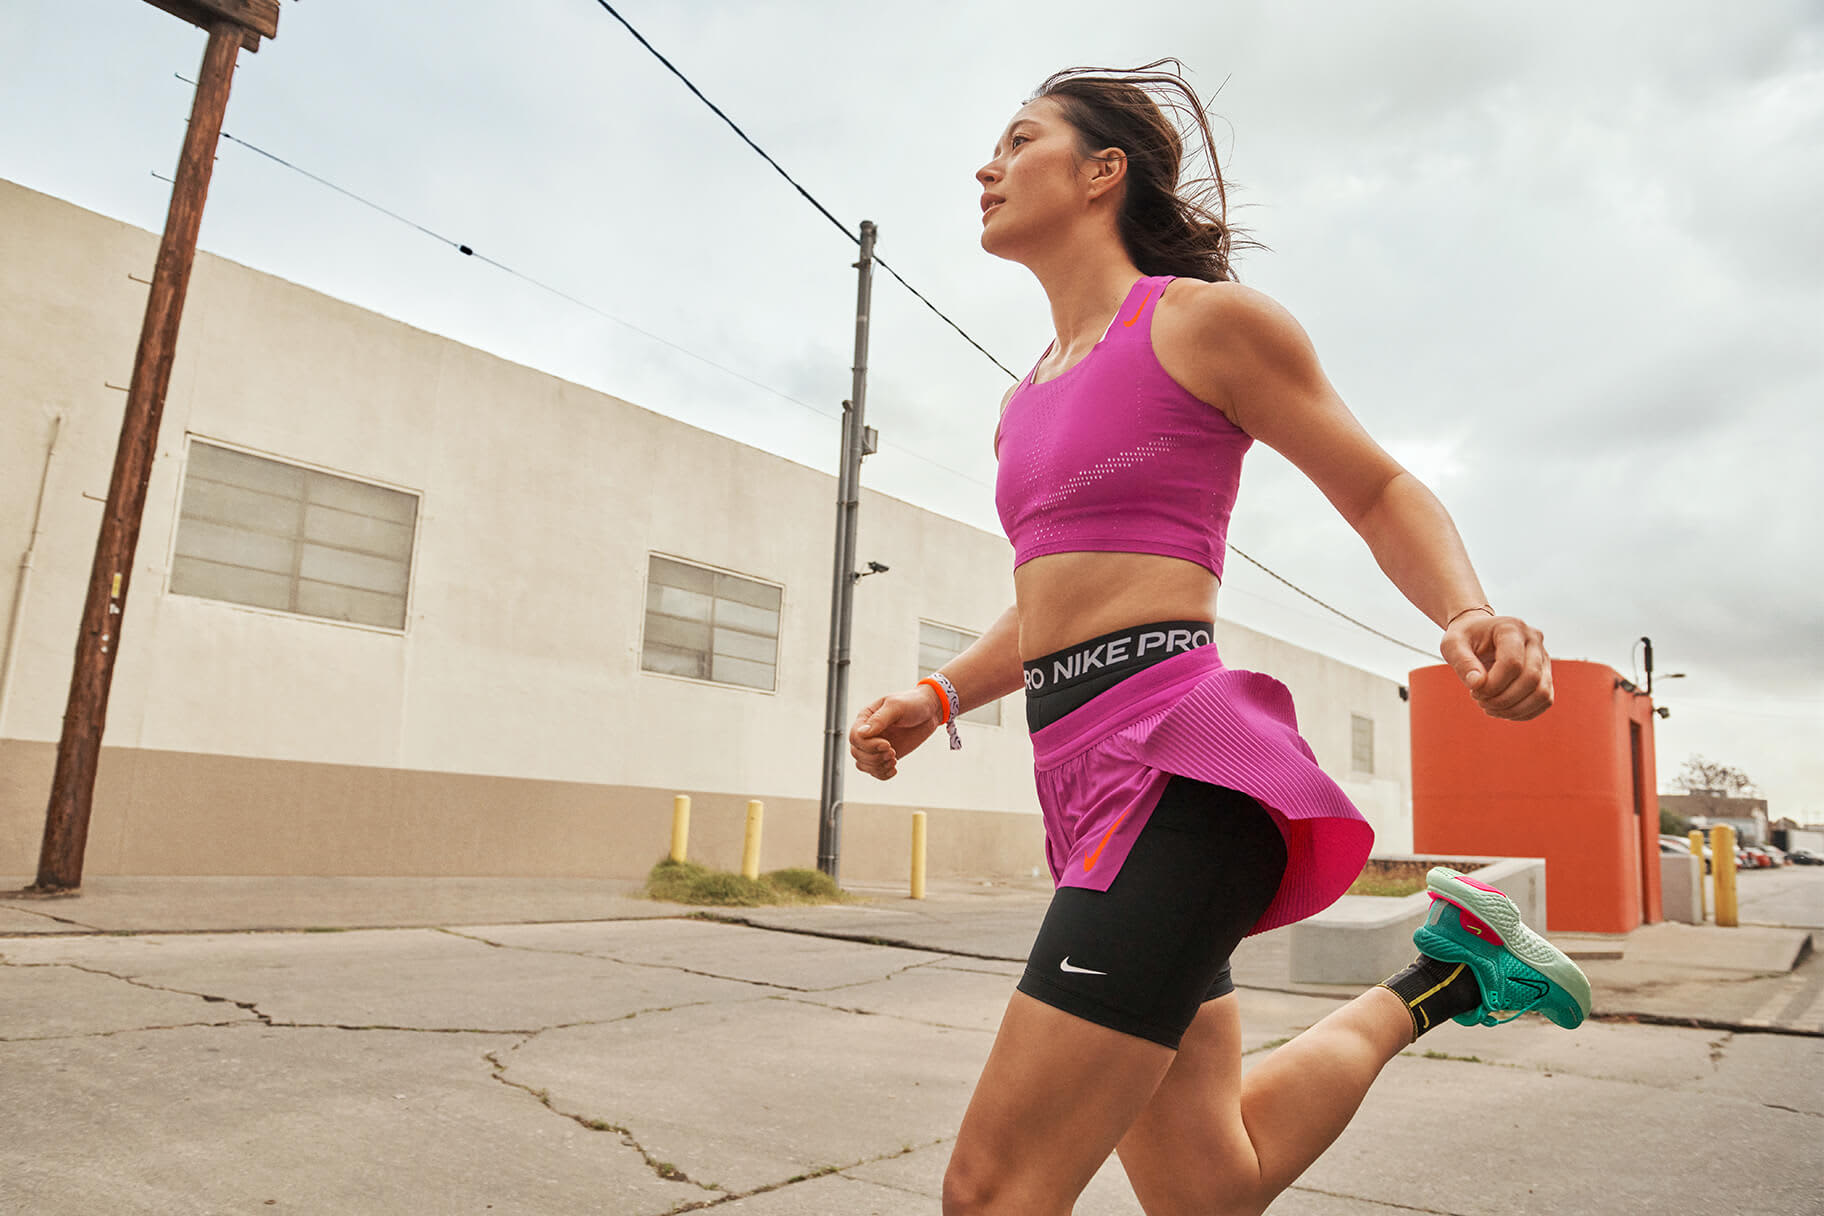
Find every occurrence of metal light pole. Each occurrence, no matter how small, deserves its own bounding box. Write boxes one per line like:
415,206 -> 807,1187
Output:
817,221 -> 878,882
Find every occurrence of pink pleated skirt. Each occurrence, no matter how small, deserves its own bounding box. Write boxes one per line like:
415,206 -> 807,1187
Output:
1029,642 -> 1374,936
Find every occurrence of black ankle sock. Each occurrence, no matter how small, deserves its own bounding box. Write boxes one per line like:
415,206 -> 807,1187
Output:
1380,954 -> 1483,1039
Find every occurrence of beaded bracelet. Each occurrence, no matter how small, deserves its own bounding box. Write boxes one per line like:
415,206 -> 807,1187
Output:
918,673 -> 964,750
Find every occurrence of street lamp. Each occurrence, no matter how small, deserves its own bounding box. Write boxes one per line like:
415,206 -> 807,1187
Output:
1636,635 -> 1687,717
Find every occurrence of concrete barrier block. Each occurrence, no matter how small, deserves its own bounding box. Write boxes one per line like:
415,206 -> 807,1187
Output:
1287,856 -> 1547,986
1660,852 -> 1702,923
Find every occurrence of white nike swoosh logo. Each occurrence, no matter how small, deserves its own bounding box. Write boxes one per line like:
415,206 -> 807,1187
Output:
1059,957 -> 1107,976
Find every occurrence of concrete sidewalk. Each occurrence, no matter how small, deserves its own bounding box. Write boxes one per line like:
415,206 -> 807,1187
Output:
4,876 -> 1821,1214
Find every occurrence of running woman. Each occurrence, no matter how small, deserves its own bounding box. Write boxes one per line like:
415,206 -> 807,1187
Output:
847,61 -> 1590,1215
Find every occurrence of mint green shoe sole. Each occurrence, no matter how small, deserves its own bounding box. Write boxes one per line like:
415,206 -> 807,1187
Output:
1413,867 -> 1592,1029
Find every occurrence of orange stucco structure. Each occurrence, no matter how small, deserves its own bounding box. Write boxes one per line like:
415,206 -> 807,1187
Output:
1409,660 -> 1662,934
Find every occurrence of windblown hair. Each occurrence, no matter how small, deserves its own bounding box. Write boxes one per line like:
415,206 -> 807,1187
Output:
1030,59 -> 1261,282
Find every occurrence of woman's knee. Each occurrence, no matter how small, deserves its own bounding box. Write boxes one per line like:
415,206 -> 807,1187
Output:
943,1139 -> 1067,1215
941,1145 -> 999,1215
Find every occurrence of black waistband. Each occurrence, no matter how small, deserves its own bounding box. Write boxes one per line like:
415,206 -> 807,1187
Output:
1024,620 -> 1215,732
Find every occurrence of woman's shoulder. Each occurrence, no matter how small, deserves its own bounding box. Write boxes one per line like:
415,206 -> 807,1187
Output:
1153,278 -> 1323,419
1157,277 -> 1301,340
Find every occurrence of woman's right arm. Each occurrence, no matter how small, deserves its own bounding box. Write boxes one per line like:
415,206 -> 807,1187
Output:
848,603 -> 1025,780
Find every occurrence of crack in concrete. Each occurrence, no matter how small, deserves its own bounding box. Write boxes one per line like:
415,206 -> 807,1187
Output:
2,959 -> 277,1025
831,1172 -> 938,1201
1287,1183 -> 1471,1214
657,1139 -> 942,1213
1590,1009 -> 1824,1039
808,957 -> 963,995
477,1001 -> 931,1202
0,900 -> 98,931
683,911 -> 1027,963
437,926 -> 826,993
1761,1101 -> 1823,1119
438,925 -> 952,997
0,1019 -> 257,1043
482,1035 -> 721,1196
777,994 -> 992,1035
0,956 -> 737,1040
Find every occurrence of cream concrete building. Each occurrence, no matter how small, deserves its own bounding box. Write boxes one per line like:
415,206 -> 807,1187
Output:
0,179 -> 1412,884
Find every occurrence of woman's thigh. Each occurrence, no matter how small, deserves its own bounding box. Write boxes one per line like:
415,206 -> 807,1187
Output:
1116,994 -> 1263,1216
946,990 -> 1176,1213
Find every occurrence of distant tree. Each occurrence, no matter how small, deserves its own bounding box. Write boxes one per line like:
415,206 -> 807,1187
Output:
1659,806 -> 1691,837
1671,755 -> 1759,822
1674,755 -> 1758,798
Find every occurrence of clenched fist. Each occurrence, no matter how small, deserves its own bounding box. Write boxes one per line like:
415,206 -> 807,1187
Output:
1442,612 -> 1553,721
848,684 -> 945,780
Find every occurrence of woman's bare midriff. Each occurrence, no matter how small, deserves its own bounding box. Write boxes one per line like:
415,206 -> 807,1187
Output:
1013,550 -> 1220,661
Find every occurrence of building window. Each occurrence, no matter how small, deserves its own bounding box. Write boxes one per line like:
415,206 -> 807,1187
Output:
918,620 -> 999,726
641,555 -> 781,691
170,439 -> 417,630
1351,714 -> 1374,774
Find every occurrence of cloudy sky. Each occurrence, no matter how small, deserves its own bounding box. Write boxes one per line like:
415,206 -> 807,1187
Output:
4,0 -> 1821,815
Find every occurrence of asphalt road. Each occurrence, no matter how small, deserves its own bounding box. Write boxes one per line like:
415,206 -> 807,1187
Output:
1733,861 -> 1824,928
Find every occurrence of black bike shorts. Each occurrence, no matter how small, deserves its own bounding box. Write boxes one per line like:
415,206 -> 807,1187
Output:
1016,774 -> 1288,1049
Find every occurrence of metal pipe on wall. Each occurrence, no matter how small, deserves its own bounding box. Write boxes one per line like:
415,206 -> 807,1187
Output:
817,220 -> 877,884
0,413 -> 67,739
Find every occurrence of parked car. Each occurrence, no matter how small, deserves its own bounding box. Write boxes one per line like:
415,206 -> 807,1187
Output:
1788,848 -> 1823,865
1741,846 -> 1774,869
1659,835 -> 1713,872
1761,845 -> 1791,866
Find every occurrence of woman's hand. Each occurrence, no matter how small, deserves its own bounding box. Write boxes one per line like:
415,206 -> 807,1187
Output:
848,685 -> 944,780
1441,613 -> 1554,721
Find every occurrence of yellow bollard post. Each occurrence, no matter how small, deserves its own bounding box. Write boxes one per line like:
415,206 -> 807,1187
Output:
742,800 -> 764,880
1713,824 -> 1738,928
911,811 -> 928,901
1689,829 -> 1708,921
670,795 -> 691,864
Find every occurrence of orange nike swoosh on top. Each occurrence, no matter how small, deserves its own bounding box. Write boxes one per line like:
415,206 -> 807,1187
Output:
1082,809 -> 1132,873
1121,288 -> 1155,327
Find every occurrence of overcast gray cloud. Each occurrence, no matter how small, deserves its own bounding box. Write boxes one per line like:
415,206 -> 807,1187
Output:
3,0 -> 1820,812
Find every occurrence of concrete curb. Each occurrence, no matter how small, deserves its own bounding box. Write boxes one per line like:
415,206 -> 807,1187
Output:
1287,856 -> 1546,985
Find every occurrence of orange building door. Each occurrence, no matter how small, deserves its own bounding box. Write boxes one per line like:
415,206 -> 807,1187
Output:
1630,721 -> 1650,924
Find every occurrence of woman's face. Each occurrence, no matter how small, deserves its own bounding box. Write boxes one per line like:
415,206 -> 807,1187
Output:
976,97 -> 1099,259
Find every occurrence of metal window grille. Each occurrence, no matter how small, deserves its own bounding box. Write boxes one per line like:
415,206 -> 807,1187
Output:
918,620 -> 1000,726
1351,713 -> 1375,774
170,440 -> 417,630
641,555 -> 781,691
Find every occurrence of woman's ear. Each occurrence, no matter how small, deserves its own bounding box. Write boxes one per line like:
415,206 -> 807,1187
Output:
1086,149 -> 1127,200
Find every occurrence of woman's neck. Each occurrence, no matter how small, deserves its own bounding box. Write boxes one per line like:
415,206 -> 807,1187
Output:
1028,248 -> 1146,361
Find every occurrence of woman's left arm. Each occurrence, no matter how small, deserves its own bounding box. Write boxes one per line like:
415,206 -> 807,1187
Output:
1168,282 -> 1552,721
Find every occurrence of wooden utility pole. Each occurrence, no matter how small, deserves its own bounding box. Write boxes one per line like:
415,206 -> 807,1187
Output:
27,0 -> 279,895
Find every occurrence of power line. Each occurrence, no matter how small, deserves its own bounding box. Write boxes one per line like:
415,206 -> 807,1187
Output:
577,4 -> 1444,659
216,129 -> 839,424
212,130 -> 1432,658
191,60 -> 1440,662
205,118 -> 998,491
586,1 -> 1020,382
1228,546 -> 1436,658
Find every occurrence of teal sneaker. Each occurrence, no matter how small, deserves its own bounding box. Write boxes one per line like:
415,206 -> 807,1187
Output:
1412,867 -> 1592,1029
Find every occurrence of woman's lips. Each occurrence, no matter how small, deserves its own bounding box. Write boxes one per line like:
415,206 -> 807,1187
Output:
982,201 -> 1004,222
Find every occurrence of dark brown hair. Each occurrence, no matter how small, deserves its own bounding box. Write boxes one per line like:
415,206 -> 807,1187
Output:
1030,59 -> 1260,282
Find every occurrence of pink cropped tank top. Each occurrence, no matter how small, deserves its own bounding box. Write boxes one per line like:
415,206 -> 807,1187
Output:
994,275 -> 1251,578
